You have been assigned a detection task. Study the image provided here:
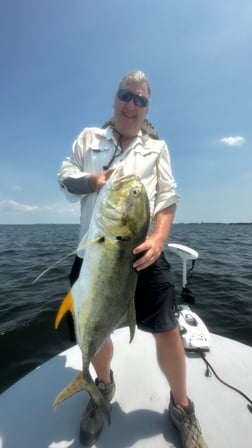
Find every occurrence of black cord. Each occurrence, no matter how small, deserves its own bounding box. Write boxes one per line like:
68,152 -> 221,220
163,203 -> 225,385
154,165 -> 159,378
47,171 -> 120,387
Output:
186,259 -> 196,288
103,134 -> 122,170
178,260 -> 197,305
196,349 -> 252,413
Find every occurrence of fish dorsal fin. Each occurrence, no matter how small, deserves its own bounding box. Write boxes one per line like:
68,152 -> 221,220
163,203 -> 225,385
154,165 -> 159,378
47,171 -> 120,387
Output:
55,290 -> 74,329
32,236 -> 105,284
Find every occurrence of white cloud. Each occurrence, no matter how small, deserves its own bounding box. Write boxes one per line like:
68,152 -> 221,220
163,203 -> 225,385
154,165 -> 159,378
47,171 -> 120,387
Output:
0,200 -> 78,214
42,203 -> 79,217
0,200 -> 39,213
219,136 -> 245,146
0,199 -> 79,220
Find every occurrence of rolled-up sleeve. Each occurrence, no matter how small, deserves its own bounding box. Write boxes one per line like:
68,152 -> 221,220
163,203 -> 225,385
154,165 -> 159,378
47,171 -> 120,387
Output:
153,143 -> 180,216
58,131 -> 91,202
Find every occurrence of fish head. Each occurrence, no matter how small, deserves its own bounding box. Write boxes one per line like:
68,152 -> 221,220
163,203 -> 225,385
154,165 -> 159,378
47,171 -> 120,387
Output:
97,170 -> 150,244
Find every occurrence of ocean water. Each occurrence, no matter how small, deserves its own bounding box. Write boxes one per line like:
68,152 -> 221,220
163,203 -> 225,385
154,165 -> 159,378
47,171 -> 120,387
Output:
0,223 -> 251,394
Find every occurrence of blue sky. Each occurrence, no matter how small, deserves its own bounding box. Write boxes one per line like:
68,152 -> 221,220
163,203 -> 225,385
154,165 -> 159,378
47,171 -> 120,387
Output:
1,0 -> 251,224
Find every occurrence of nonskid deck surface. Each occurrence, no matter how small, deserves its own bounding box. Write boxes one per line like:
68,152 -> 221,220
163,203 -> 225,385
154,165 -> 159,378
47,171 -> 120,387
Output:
0,328 -> 251,448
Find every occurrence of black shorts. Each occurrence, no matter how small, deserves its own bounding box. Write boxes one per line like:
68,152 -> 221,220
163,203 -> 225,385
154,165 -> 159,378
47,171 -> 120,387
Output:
69,252 -> 177,334
134,252 -> 177,333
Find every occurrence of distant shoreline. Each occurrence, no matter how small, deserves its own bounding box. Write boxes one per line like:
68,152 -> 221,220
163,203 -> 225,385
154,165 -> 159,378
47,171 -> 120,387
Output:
1,222 -> 251,226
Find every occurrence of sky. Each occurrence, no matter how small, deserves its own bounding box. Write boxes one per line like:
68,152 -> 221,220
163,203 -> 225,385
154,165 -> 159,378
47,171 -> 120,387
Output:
0,0 -> 251,224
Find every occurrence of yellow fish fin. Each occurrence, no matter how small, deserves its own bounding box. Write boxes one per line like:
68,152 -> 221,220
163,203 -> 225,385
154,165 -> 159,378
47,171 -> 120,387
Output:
55,290 -> 74,329
53,370 -> 111,424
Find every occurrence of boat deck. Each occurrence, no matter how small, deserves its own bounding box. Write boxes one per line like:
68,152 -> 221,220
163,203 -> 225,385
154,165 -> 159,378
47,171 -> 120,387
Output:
0,328 -> 251,447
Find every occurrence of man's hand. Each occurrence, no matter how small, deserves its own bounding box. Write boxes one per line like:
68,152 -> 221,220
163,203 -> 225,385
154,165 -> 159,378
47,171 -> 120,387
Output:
88,169 -> 114,192
133,235 -> 164,271
132,204 -> 176,271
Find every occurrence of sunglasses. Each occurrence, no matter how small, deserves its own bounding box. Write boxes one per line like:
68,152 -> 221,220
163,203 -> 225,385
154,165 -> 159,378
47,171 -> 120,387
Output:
117,89 -> 149,108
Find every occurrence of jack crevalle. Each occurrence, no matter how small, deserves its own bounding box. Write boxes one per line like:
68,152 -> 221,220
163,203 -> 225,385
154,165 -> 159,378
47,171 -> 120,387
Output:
53,166 -> 150,422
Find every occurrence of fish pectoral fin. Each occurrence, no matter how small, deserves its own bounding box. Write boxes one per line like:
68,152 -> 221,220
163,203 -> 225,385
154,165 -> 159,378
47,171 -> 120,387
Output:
32,249 -> 77,284
77,235 -> 105,254
128,298 -> 136,343
55,290 -> 74,329
33,235 -> 104,285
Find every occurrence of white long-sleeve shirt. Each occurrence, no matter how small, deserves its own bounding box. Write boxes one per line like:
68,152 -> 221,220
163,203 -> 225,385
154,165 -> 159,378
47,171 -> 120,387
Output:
58,126 -> 179,247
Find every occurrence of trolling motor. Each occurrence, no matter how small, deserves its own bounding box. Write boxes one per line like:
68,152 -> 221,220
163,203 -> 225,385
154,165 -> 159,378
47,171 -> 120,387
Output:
168,243 -> 211,351
168,245 -> 252,412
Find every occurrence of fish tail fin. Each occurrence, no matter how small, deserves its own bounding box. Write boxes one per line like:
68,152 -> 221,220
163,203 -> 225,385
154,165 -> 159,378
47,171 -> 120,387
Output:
53,372 -> 84,409
55,290 -> 74,329
53,371 -> 111,424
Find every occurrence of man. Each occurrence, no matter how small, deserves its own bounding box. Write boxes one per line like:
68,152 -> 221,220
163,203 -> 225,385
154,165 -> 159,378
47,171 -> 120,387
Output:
58,70 -> 207,448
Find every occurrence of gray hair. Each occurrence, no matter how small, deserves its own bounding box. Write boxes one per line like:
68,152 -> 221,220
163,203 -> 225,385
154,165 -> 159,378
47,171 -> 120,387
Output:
118,70 -> 151,98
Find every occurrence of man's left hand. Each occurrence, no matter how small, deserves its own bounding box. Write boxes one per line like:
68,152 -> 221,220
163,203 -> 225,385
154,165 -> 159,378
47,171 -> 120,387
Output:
132,235 -> 163,271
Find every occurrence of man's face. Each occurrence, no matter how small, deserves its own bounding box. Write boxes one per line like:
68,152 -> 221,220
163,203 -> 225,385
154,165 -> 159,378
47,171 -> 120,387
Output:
113,80 -> 149,138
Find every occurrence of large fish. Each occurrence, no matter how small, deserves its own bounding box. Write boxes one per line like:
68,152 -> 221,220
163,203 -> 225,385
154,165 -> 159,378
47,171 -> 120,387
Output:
53,166 -> 150,422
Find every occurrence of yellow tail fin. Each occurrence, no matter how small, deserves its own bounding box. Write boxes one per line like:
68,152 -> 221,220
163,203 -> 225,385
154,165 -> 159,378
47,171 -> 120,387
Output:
53,371 -> 111,424
55,290 -> 74,329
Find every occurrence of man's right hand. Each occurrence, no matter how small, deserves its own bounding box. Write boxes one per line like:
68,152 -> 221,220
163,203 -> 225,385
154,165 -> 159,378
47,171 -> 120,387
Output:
88,168 -> 114,192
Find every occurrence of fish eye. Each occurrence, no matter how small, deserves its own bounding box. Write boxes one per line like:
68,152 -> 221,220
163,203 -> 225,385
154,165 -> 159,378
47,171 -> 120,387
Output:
131,187 -> 140,197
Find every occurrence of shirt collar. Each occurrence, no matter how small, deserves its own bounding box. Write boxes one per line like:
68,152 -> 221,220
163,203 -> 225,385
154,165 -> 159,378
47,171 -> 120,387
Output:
105,125 -> 147,146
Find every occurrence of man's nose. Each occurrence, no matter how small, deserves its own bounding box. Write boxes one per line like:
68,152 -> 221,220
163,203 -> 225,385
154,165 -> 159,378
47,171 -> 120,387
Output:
126,98 -> 136,108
